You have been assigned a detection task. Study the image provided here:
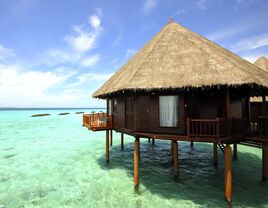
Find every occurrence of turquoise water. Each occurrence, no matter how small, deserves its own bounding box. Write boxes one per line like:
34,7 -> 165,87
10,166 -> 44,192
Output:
0,109 -> 267,208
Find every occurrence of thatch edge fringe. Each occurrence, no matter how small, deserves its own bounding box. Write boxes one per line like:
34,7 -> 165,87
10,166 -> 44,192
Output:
92,83 -> 268,99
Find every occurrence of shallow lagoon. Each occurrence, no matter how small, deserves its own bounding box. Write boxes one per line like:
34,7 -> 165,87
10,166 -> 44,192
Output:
0,109 -> 267,208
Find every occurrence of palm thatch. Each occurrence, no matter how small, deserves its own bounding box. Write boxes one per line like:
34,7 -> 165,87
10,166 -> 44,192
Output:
93,20 -> 268,98
254,56 -> 268,72
250,56 -> 268,102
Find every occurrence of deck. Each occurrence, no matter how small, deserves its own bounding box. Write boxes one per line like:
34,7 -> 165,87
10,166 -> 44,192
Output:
82,113 -> 268,146
82,113 -> 112,131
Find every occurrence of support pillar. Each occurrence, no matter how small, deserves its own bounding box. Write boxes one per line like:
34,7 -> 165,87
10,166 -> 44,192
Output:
152,138 -> 155,146
121,133 -> 124,150
224,144 -> 232,202
263,145 -> 268,180
233,144 -> 238,160
110,130 -> 113,146
106,130 -> 109,163
173,140 -> 178,176
171,140 -> 174,164
191,141 -> 194,148
134,137 -> 140,189
213,142 -> 218,167
148,138 -> 151,142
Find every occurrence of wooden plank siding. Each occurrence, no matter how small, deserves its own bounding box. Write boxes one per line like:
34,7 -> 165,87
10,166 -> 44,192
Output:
112,97 -> 125,129
109,90 -> 249,137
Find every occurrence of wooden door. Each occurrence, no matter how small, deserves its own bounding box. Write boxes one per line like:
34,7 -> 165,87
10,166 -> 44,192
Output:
125,96 -> 134,129
185,94 -> 200,118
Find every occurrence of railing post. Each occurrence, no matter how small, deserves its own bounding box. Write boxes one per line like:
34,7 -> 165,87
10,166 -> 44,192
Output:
82,114 -> 85,126
216,117 -> 220,138
187,118 -> 190,137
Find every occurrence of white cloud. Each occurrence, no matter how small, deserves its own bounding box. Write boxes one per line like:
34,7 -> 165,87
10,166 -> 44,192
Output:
241,52 -> 268,63
89,15 -> 101,30
44,49 -> 79,65
44,10 -> 103,67
174,9 -> 187,16
0,64 -> 82,107
231,33 -> 268,52
65,11 -> 102,53
144,0 -> 158,14
0,44 -> 15,61
195,0 -> 208,10
126,48 -> 137,59
234,0 -> 258,10
67,72 -> 114,88
206,24 -> 253,41
0,65 -> 69,96
80,54 -> 100,67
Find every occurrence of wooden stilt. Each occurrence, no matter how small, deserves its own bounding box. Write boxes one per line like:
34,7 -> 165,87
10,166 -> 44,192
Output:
121,133 -> 124,150
138,138 -> 140,161
224,144 -> 232,202
262,145 -> 268,180
191,141 -> 194,148
106,130 -> 109,163
148,138 -> 151,142
233,144 -> 238,160
213,142 -> 218,167
134,137 -> 140,188
173,140 -> 178,176
110,130 -> 113,146
171,140 -> 174,164
152,138 -> 155,146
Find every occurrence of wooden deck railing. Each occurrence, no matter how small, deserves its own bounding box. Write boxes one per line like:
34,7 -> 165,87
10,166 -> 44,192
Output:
186,117 -> 249,138
257,116 -> 268,136
187,118 -> 220,137
83,113 -> 112,131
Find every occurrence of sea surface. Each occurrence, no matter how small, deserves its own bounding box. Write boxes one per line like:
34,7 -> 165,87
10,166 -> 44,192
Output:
0,109 -> 267,208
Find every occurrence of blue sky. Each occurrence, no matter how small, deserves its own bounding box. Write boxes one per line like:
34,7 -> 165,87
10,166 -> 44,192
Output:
0,0 -> 267,108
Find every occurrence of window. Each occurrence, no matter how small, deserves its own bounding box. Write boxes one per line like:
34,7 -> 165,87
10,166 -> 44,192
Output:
159,96 -> 179,127
113,99 -> 118,112
108,100 -> 113,115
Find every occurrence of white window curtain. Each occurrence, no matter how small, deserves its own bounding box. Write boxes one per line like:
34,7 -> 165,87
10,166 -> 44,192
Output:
108,100 -> 112,115
159,96 -> 179,127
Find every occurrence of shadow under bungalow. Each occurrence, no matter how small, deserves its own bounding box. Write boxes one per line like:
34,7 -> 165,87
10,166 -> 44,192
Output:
82,18 -> 268,202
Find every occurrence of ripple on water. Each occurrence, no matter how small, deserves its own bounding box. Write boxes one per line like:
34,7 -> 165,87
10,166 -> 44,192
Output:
3,154 -> 16,159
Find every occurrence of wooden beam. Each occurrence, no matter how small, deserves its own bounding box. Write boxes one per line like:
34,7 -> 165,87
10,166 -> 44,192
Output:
263,145 -> 268,180
173,141 -> 178,176
233,144 -> 238,160
262,96 -> 266,116
213,142 -> 218,167
226,88 -> 231,119
134,137 -> 140,188
106,130 -> 109,163
110,130 -> 113,146
121,133 -> 124,150
224,144 -> 232,202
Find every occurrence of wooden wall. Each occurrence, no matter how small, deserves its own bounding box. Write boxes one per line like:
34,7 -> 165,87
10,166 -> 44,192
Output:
250,102 -> 268,121
109,91 -> 248,135
112,97 -> 125,129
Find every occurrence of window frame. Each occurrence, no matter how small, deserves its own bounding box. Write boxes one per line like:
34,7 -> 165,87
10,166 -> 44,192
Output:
158,95 -> 180,128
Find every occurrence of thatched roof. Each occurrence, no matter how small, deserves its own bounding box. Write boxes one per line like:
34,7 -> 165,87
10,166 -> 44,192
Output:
93,20 -> 268,98
250,56 -> 268,102
254,56 -> 268,72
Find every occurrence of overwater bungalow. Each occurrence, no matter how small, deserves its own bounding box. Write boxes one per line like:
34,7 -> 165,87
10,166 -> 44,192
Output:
250,57 -> 268,121
82,19 -> 268,202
